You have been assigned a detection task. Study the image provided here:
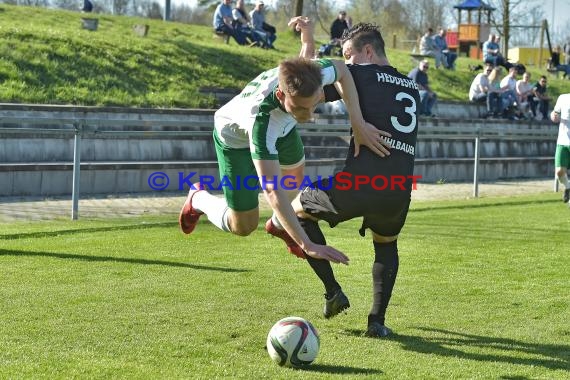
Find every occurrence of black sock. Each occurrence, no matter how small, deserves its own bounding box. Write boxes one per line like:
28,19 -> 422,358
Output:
368,240 -> 399,326
298,218 -> 341,296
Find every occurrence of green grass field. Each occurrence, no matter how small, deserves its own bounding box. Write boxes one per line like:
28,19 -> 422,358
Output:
0,194 -> 569,379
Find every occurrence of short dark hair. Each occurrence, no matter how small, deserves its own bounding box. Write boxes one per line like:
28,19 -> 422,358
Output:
341,23 -> 386,58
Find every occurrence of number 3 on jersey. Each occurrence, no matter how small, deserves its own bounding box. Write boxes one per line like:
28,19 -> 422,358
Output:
390,92 -> 417,133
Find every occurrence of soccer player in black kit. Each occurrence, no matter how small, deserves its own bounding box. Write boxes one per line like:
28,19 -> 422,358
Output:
270,23 -> 420,338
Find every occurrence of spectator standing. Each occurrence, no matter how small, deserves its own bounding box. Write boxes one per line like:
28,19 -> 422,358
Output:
330,11 -> 349,47
434,28 -> 457,70
563,40 -> 570,66
515,72 -> 534,118
408,59 -> 437,116
82,0 -> 93,12
550,93 -> 570,204
232,0 -> 260,46
250,1 -> 276,49
531,75 -> 551,121
318,10 -> 349,57
213,0 -> 248,45
469,63 -> 501,117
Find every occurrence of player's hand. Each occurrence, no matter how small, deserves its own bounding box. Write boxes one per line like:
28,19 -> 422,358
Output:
352,121 -> 392,158
288,16 -> 312,33
304,243 -> 350,265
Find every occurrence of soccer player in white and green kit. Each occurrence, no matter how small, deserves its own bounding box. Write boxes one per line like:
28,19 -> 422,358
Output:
550,93 -> 570,203
179,17 -> 391,263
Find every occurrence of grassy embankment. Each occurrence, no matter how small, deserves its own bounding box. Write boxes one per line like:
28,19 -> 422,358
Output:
1,4 -> 569,108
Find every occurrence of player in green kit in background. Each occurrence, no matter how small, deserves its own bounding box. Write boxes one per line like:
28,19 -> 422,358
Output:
550,93 -> 570,204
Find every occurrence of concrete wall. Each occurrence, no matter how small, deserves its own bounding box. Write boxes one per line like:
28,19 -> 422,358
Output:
0,103 -> 557,197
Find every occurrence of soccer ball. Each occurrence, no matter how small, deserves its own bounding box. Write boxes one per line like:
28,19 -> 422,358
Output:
266,316 -> 320,368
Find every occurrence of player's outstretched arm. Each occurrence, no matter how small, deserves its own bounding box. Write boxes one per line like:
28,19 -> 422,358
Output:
288,16 -> 315,59
253,158 -> 349,265
292,17 -> 390,158
331,60 -> 392,158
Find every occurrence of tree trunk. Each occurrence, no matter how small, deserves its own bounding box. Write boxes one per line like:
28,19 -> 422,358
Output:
503,0 -> 509,60
294,0 -> 303,16
291,0 -> 303,36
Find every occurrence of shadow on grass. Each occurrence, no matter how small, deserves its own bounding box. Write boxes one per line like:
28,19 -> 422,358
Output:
411,198 -> 559,213
388,327 -> 570,371
0,249 -> 250,273
0,222 -> 177,240
296,363 -> 382,375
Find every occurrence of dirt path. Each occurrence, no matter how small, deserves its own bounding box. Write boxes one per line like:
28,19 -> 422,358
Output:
0,179 -> 557,222
410,179 -> 555,201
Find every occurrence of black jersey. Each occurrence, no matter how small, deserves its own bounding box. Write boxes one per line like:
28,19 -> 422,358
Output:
324,64 -> 420,193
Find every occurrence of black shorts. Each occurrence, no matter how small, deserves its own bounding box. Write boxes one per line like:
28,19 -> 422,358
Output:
299,177 -> 411,237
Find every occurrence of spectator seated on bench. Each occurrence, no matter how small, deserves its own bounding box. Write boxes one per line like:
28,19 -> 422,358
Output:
516,72 -> 535,119
408,59 -> 438,117
434,28 -> 457,70
469,63 -> 499,118
417,27 -> 445,69
212,0 -> 248,45
547,47 -> 570,79
482,33 -> 513,71
410,53 -> 433,64
232,0 -> 263,47
249,1 -> 276,49
530,75 -> 551,121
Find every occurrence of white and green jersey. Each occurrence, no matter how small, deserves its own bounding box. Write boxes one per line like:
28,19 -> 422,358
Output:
214,59 -> 337,160
554,93 -> 570,146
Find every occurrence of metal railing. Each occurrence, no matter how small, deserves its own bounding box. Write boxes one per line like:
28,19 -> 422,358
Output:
1,112 -> 214,219
1,114 -> 558,219
300,123 -> 558,197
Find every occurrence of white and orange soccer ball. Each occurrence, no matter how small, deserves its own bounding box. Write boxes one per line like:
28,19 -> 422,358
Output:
266,316 -> 320,368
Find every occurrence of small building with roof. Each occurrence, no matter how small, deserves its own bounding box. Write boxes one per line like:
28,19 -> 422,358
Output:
450,0 -> 495,59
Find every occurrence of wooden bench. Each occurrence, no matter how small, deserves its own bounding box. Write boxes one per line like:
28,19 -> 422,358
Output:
213,30 -> 230,44
133,24 -> 149,37
409,53 -> 433,64
81,18 -> 98,31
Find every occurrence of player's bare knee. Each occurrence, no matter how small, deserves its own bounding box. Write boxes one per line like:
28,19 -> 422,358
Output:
231,225 -> 256,236
230,219 -> 258,236
227,210 -> 258,236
